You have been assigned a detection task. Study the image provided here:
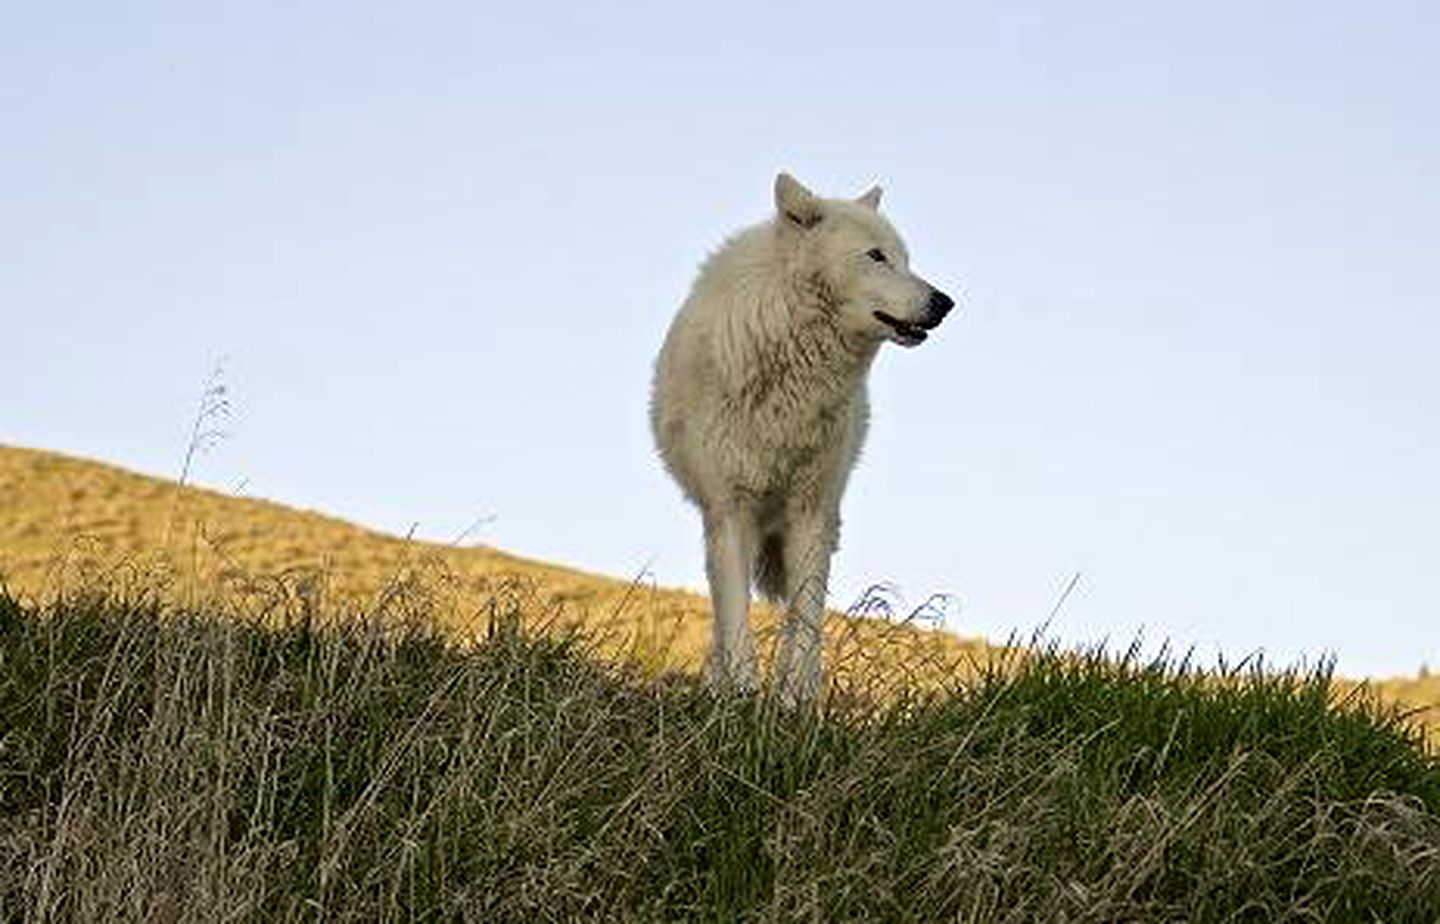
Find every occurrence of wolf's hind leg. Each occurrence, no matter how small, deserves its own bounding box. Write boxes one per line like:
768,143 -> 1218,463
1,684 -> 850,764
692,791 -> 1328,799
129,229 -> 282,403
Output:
753,531 -> 787,603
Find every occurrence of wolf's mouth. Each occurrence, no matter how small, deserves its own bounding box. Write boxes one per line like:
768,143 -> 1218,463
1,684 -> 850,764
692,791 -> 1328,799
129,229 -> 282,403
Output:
872,310 -> 932,346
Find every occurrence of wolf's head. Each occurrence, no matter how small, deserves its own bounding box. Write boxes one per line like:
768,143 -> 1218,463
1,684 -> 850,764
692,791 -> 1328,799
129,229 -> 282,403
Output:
773,172 -> 954,348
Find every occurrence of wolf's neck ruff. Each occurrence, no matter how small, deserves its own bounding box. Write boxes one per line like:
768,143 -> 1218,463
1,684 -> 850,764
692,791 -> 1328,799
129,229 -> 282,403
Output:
717,255 -> 874,413
734,307 -> 876,423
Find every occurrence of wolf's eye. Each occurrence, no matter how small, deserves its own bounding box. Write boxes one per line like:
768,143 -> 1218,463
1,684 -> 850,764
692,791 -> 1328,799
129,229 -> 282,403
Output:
866,248 -> 887,263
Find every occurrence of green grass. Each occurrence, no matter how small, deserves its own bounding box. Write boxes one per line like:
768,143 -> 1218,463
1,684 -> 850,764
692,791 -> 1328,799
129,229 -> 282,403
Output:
1,587 -> 1438,922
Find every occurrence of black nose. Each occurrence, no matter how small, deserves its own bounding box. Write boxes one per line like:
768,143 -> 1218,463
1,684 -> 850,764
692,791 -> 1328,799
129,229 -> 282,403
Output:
924,289 -> 955,325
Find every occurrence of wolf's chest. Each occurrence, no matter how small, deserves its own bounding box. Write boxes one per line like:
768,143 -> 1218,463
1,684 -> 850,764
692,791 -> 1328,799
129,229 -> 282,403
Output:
717,381 -> 865,490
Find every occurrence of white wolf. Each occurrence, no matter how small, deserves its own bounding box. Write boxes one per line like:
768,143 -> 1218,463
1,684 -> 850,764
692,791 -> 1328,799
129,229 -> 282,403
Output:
651,173 -> 955,701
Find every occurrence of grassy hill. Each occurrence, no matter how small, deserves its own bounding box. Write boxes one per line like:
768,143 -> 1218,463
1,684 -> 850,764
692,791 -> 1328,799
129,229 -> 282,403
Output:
3,590 -> 1438,921
1,442 -> 1436,742
3,443 -> 1439,919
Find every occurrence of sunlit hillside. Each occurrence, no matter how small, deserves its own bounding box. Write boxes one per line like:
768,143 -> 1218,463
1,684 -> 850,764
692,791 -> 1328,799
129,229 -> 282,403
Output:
1,443 -> 1435,743
0,443 -> 990,691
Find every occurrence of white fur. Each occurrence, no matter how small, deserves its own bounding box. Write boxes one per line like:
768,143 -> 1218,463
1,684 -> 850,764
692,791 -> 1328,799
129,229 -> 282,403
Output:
651,173 -> 952,701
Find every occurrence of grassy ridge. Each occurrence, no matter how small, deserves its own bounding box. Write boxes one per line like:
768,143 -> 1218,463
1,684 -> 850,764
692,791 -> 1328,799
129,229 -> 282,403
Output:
2,443 -> 1436,747
3,589 -> 1438,922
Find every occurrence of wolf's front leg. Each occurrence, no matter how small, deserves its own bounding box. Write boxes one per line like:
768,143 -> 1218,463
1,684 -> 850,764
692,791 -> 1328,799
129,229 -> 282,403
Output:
775,512 -> 836,704
703,506 -> 758,692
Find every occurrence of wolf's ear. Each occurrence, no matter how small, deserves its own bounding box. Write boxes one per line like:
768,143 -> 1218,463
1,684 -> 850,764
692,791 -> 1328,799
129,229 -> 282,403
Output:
775,172 -> 823,229
856,185 -> 883,210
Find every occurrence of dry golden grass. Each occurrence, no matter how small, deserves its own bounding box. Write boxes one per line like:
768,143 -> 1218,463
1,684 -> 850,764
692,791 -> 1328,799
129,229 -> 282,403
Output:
0,443 -> 996,695
2,442 -> 1435,743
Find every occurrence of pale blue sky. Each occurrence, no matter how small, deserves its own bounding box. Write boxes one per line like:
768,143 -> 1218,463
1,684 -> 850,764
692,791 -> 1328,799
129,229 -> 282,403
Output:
4,2 -> 1436,677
